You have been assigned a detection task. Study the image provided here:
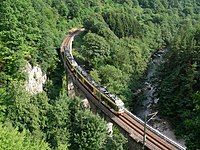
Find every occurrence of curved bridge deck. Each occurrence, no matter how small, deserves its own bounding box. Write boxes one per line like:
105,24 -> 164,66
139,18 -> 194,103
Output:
60,28 -> 186,150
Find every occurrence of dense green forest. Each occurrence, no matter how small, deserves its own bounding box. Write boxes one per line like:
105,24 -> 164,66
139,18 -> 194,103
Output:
0,0 -> 199,149
156,26 -> 200,149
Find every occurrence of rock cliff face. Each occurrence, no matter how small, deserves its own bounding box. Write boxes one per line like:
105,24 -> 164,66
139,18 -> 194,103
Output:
25,63 -> 46,94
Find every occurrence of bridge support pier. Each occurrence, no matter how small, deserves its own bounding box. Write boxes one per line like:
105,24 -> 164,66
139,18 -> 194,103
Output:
107,122 -> 113,137
128,136 -> 144,150
67,74 -> 76,98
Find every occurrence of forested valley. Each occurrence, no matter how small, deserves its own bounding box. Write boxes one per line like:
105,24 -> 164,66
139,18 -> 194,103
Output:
0,0 -> 199,149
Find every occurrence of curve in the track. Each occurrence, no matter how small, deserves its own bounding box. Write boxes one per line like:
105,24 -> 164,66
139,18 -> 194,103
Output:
60,28 -> 186,150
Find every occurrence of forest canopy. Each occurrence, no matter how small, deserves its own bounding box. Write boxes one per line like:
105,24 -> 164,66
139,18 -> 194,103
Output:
0,0 -> 199,149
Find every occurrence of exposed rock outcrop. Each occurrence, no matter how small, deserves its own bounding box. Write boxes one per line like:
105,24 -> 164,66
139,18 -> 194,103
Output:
25,63 -> 46,94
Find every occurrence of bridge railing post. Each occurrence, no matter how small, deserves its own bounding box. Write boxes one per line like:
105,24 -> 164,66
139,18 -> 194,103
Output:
142,112 -> 158,149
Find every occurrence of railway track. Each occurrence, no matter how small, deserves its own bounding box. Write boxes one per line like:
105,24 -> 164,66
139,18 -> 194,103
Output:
60,28 -> 186,150
121,112 -> 175,150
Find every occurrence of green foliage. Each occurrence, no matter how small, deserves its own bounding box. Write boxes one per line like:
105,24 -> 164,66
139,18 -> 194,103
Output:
0,0 -> 69,82
184,92 -> 200,149
70,106 -> 107,150
46,90 -> 70,149
44,58 -> 65,102
52,0 -> 69,17
83,15 -> 118,41
90,69 -> 101,84
66,0 -> 81,19
81,32 -> 110,68
98,65 -> 124,95
103,11 -> 143,38
3,81 -> 49,136
104,127 -> 128,150
0,0 -> 39,77
157,25 -> 200,148
0,123 -> 49,150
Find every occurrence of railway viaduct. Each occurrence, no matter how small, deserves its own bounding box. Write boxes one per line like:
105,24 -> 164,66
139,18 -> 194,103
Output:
60,28 -> 186,150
